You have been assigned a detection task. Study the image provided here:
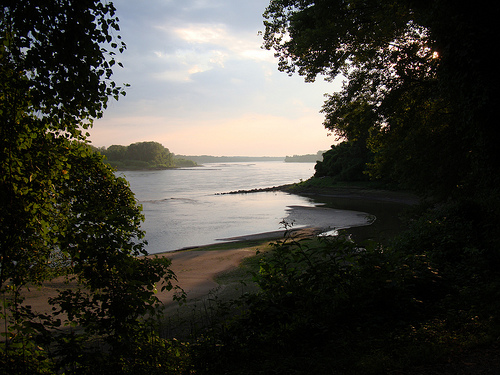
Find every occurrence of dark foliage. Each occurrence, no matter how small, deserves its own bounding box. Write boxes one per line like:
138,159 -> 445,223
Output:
1,1 -> 184,372
264,0 -> 500,199
314,141 -> 373,182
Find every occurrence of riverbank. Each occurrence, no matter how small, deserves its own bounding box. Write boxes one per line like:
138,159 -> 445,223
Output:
153,184 -> 419,339
14,185 -> 419,326
281,183 -> 419,243
151,183 -> 420,327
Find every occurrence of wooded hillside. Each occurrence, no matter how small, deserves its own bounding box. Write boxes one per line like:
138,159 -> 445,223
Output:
101,141 -> 197,169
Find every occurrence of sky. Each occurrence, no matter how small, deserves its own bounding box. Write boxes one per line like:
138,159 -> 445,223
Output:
89,0 -> 343,157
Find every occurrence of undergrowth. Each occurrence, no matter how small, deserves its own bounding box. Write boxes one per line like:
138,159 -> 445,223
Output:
3,199 -> 499,374
187,200 -> 500,374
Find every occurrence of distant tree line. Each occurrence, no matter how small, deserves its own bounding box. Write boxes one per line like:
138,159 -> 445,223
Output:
175,155 -> 283,163
285,151 -> 324,163
100,141 -> 197,169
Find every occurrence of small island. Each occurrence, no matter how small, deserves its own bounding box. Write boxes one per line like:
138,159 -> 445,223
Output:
97,141 -> 197,170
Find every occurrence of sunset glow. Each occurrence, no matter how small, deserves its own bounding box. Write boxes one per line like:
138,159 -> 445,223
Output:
90,0 -> 341,156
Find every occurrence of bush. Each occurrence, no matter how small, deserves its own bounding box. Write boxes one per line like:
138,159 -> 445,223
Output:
391,198 -> 500,316
192,228 -> 443,374
314,141 -> 373,182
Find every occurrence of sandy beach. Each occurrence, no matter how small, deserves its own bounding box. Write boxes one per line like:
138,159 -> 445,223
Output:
149,201 -> 374,308
8,189 -> 416,324
9,204 -> 369,319
155,246 -> 258,307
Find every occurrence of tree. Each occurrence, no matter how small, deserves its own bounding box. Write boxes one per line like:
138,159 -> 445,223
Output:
263,0 -> 499,198
126,141 -> 173,166
314,141 -> 372,182
105,144 -> 128,161
1,1 -> 179,370
51,145 -> 181,342
103,141 -> 175,169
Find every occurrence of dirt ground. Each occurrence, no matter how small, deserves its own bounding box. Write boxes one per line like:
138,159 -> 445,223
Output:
155,246 -> 258,307
6,195 -> 407,328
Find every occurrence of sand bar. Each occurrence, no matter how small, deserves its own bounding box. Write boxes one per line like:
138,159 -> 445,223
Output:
6,204 -> 374,321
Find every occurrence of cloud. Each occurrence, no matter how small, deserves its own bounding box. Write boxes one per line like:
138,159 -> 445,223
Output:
173,24 -> 227,45
148,21 -> 274,82
151,48 -> 227,82
91,0 -> 341,156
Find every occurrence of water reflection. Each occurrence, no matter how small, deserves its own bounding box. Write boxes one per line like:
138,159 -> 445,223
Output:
118,162 -> 371,253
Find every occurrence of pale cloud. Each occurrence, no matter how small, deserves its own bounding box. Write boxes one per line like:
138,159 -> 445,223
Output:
151,23 -> 259,82
152,48 -> 227,82
173,24 -> 228,44
160,21 -> 272,61
90,0 -> 341,156
240,48 -> 274,62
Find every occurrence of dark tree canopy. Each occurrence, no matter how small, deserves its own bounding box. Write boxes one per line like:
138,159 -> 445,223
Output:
1,1 -> 179,368
263,0 -> 499,197
314,141 -> 372,182
125,141 -> 172,165
102,141 -> 178,169
1,0 -> 126,133
1,0 -> 128,288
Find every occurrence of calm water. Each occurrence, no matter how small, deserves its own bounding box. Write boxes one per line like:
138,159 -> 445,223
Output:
118,162 -> 318,253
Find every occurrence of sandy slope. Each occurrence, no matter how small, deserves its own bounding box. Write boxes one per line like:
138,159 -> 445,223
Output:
6,203 -> 379,323
155,247 -> 258,307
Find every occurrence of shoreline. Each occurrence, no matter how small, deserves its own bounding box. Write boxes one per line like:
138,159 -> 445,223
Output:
163,184 -> 417,254
12,186 -> 419,321
217,183 -> 419,205
154,185 -> 418,307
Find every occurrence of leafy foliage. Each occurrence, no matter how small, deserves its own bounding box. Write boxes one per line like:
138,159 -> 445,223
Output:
314,141 -> 373,182
392,199 -> 500,315
263,0 -> 499,198
189,228 -> 452,374
1,0 -> 127,290
1,1 -> 183,372
102,141 -> 196,169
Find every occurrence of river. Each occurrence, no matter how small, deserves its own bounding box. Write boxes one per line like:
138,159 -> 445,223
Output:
117,161 -> 369,254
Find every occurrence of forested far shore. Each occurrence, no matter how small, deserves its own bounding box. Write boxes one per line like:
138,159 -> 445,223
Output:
174,153 -> 324,163
95,141 -> 197,170
95,144 -> 326,168
174,155 -> 283,163
284,150 -> 325,162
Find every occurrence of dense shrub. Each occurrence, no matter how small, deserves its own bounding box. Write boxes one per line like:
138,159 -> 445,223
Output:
191,229 -> 446,374
391,198 -> 500,317
188,193 -> 500,374
314,141 -> 373,182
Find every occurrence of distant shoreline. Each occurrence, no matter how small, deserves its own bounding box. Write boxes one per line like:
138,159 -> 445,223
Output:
214,182 -> 419,245
174,155 -> 285,163
216,183 -> 419,205
110,159 -> 319,171
175,183 -> 419,252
